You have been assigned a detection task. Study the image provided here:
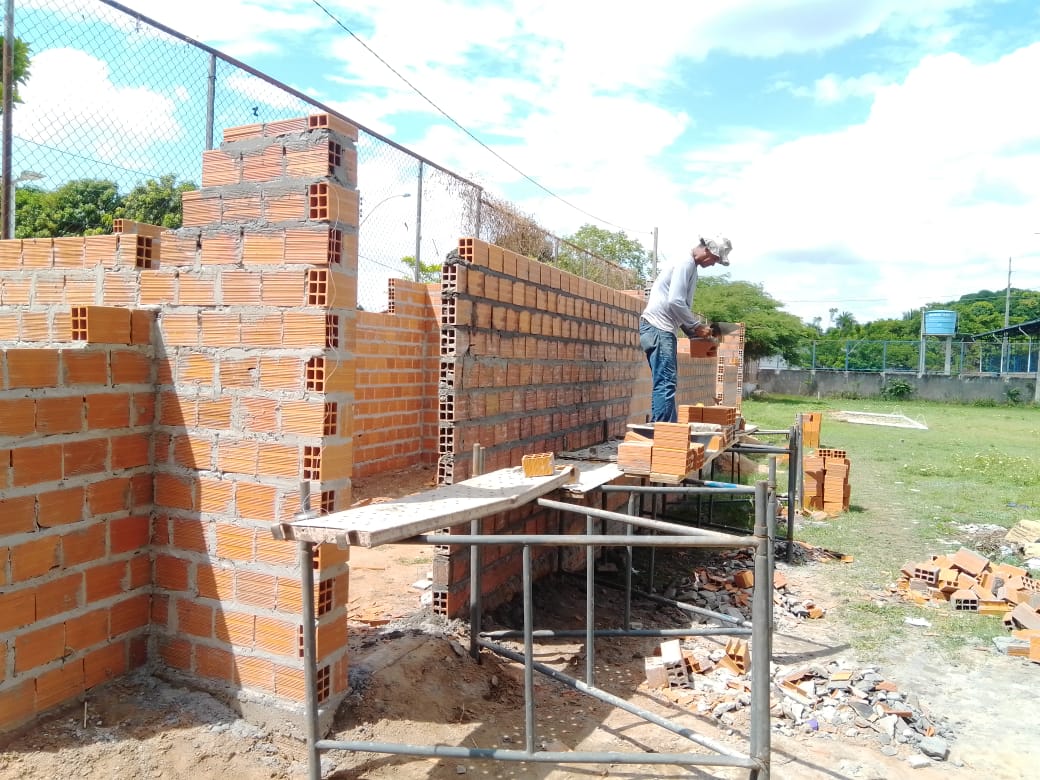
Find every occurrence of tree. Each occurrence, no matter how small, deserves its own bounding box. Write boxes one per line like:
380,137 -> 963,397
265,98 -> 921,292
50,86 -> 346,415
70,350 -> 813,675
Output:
400,255 -> 441,283
694,277 -> 811,363
560,224 -> 650,287
0,36 -> 31,109
116,174 -> 196,228
15,178 -> 120,237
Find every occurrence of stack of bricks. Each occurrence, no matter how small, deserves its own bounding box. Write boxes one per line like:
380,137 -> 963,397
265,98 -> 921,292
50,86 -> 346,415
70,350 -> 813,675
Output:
897,547 -> 1040,631
649,422 -> 705,479
715,323 -> 745,409
802,448 -> 851,515
800,412 -> 822,449
0,111 -> 360,733
151,113 -> 356,722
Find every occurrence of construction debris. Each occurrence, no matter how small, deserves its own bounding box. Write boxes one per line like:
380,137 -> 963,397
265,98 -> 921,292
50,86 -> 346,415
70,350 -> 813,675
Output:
891,547 -> 1040,646
642,641 -> 954,763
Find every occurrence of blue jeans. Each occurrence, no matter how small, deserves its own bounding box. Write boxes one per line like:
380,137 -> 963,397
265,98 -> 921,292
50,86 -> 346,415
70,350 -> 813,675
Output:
640,319 -> 677,423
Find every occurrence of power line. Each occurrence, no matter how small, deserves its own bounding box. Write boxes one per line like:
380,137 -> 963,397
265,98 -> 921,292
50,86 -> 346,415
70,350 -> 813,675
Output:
307,0 -> 648,236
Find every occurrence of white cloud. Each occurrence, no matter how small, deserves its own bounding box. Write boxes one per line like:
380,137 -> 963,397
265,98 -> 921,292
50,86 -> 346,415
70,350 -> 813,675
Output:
681,43 -> 1040,323
15,48 -> 182,175
225,71 -> 309,111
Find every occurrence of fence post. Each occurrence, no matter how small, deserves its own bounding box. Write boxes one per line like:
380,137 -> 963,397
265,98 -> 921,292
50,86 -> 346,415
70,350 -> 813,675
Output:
205,52 -> 216,150
414,160 -> 423,282
2,0 -> 14,240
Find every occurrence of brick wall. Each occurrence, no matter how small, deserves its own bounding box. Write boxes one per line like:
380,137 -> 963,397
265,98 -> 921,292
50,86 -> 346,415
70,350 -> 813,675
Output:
0,338 -> 153,730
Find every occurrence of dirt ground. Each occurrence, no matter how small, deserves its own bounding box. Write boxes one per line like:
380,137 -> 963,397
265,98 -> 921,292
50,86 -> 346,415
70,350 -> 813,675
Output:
1,463 -> 1036,780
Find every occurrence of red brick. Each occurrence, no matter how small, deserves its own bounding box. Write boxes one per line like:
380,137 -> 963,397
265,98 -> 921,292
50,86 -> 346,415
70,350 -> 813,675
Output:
155,554 -> 190,591
255,535 -> 297,567
273,664 -> 306,702
63,438 -> 109,478
6,349 -> 60,388
127,552 -> 150,589
87,477 -> 130,516
214,610 -> 255,646
65,608 -> 109,651
85,560 -> 127,602
36,573 -> 83,620
36,487 -> 85,529
178,599 -> 214,638
35,396 -> 84,434
15,622 -> 65,672
63,350 -> 109,385
198,478 -> 233,514
110,433 -> 150,470
110,593 -> 150,636
234,655 -> 275,690
110,349 -> 151,385
0,589 -> 36,632
0,495 -> 36,535
196,644 -> 234,682
132,392 -> 155,426
85,392 -> 131,429
0,398 -> 36,436
11,443 -> 63,486
254,616 -> 298,656
159,637 -> 192,672
215,523 -> 254,561
236,570 -> 279,609
109,515 -> 150,554
171,517 -> 208,553
0,680 -> 34,730
11,535 -> 61,581
155,472 -> 195,511
84,642 -> 127,689
35,660 -> 86,711
196,398 -> 232,429
197,564 -> 235,601
130,473 -> 153,508
61,522 -> 107,568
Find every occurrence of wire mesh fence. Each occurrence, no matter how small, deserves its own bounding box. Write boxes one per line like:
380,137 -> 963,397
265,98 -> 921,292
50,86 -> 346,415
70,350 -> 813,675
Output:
780,339 -> 1040,375
2,0 -> 637,311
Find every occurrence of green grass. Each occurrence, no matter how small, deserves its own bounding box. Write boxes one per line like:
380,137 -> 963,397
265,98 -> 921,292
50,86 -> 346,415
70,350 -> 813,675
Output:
742,394 -> 1040,656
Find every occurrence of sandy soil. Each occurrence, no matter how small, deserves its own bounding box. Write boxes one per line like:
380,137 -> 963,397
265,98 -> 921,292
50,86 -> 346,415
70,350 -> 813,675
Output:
1,463 -> 1035,780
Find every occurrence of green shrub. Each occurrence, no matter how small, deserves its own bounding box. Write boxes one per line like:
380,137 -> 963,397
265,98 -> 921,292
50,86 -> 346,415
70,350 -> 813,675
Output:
881,379 -> 915,400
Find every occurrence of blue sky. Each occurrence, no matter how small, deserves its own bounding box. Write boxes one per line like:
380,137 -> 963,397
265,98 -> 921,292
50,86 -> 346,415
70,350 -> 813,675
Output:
13,0 -> 1040,323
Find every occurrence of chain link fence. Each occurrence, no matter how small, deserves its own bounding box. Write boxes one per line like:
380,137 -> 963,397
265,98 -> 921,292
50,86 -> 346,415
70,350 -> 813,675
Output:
2,0 -> 636,312
776,339 -> 1040,375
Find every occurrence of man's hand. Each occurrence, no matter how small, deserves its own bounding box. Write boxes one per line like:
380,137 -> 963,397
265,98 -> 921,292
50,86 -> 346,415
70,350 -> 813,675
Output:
692,323 -> 713,339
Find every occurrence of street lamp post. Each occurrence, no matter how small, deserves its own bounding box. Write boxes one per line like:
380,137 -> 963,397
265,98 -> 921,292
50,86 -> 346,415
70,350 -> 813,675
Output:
358,192 -> 411,228
6,170 -> 45,238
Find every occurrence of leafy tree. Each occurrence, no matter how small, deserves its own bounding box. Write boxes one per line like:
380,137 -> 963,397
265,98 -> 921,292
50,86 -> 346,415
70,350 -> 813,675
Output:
0,36 -> 31,109
15,178 -> 120,237
401,255 -> 441,283
694,277 -> 812,363
559,224 -> 650,287
116,174 -> 196,228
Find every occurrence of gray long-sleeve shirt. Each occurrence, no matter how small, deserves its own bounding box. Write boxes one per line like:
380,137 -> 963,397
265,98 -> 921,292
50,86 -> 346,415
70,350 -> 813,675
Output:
641,256 -> 701,333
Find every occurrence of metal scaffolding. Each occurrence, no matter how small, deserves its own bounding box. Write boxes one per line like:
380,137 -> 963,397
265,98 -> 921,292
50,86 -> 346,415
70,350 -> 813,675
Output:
286,464 -> 780,779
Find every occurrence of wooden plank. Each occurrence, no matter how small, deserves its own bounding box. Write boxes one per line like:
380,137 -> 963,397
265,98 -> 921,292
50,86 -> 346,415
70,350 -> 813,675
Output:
279,465 -> 578,547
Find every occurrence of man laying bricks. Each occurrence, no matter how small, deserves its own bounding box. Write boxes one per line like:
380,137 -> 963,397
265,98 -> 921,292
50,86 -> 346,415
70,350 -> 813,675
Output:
639,235 -> 732,422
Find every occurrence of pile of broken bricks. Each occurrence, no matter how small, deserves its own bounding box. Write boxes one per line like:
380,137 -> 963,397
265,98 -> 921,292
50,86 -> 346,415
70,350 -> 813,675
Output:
658,548 -> 827,625
893,546 -> 1040,662
642,641 -> 955,766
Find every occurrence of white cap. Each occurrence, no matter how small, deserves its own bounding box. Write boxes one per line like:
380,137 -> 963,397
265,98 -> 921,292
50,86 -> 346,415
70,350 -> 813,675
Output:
701,235 -> 732,265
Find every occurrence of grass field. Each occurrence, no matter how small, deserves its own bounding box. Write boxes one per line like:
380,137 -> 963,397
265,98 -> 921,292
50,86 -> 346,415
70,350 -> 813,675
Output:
740,394 -> 1040,657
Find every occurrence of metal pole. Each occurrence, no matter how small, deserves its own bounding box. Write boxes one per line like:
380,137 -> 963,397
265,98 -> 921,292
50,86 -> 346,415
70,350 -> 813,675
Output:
651,226 -> 658,278
204,53 -> 216,150
483,626 -> 750,640
473,186 -> 482,239
749,480 -> 772,779
2,0 -> 15,240
414,161 -> 424,282
624,496 -> 635,630
301,540 -> 321,780
522,544 -> 535,753
585,513 -> 595,686
469,443 -> 483,661
1002,256 -> 1011,375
